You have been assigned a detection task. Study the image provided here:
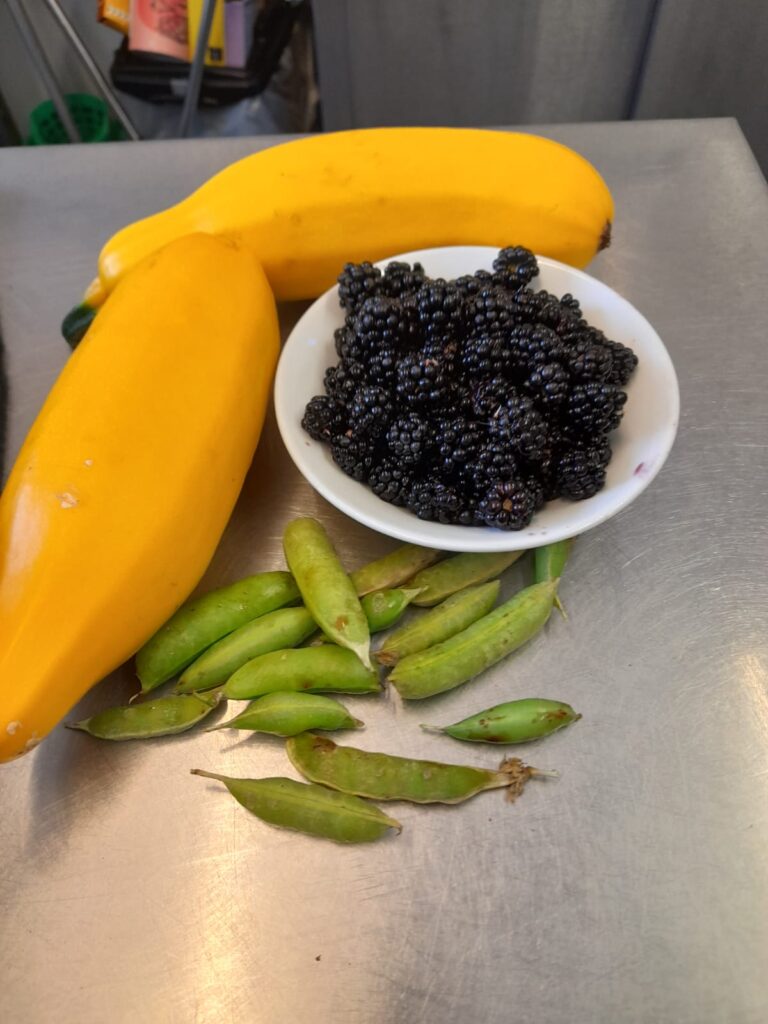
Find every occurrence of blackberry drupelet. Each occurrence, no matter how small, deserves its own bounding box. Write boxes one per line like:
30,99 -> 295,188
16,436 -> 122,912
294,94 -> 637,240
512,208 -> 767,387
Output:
302,395 -> 347,442
564,382 -> 627,436
492,246 -> 539,288
476,479 -> 537,531
488,392 -> 549,461
337,262 -> 381,312
386,412 -> 431,465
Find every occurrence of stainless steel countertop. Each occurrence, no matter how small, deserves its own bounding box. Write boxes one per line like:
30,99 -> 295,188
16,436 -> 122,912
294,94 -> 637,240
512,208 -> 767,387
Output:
1,120 -> 767,1024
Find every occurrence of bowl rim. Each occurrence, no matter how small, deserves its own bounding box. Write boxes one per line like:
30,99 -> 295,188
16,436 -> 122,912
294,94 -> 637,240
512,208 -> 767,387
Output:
274,246 -> 680,551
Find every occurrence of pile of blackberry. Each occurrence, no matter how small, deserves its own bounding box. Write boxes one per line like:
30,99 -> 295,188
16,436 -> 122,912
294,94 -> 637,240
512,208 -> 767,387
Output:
302,248 -> 638,531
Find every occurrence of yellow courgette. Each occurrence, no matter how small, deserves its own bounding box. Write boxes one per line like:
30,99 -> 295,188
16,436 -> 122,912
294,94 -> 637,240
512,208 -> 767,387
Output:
0,233 -> 279,762
68,127 -> 613,340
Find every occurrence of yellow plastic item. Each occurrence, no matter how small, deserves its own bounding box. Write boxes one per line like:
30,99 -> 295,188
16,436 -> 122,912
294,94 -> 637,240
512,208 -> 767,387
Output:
187,0 -> 226,66
82,127 -> 614,309
0,234 -> 279,763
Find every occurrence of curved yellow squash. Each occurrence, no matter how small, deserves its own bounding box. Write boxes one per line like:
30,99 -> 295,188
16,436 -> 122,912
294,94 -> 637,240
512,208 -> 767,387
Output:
0,234 -> 279,762
85,128 -> 613,308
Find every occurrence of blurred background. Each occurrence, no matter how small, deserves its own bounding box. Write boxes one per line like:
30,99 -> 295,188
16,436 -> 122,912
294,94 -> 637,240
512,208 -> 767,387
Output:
0,0 -> 765,170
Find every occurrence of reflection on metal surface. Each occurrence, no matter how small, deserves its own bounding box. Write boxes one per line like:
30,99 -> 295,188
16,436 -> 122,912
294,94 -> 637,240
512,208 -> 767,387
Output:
1,121 -> 768,1024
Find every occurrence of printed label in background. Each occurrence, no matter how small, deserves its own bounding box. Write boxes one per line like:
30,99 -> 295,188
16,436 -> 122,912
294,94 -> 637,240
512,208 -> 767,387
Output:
188,0 -> 227,66
130,0 -> 190,61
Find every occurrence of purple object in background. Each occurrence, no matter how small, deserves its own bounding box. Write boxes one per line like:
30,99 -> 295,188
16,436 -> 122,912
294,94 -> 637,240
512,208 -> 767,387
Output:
224,0 -> 257,68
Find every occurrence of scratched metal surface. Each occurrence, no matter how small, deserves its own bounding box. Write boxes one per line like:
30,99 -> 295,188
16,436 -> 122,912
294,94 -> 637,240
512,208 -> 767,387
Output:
1,120 -> 767,1024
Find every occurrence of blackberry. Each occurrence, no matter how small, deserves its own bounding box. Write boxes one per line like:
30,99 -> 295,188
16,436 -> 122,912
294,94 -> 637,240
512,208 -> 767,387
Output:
365,345 -> 398,389
410,279 -> 465,338
488,392 -> 549,461
492,246 -> 539,288
477,479 -> 537,531
467,286 -> 516,332
602,337 -> 639,386
348,384 -> 394,438
564,383 -> 627,436
454,270 -> 493,297
458,331 -> 501,380
406,479 -> 462,524
350,295 -> 415,352
302,395 -> 346,442
368,457 -> 414,505
563,336 -> 613,382
324,360 -> 365,402
466,441 -> 518,495
434,417 -> 483,474
395,350 -> 451,407
559,293 -> 582,315
529,289 -> 582,334
524,362 -> 570,409
337,262 -> 381,312
555,448 -> 607,500
505,323 -> 565,371
470,376 -> 509,418
334,325 -> 368,363
380,261 -> 426,299
385,412 -> 430,465
330,433 -> 376,482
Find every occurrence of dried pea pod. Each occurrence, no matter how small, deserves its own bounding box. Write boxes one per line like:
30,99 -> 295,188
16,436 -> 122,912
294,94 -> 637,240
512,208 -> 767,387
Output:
534,539 -> 573,616
136,571 -> 300,693
287,733 -> 555,804
224,645 -> 381,700
360,588 -> 422,633
422,698 -> 580,744
375,581 -> 499,666
390,580 -> 558,699
175,607 -> 317,693
210,692 -> 363,736
191,771 -> 401,844
350,544 -> 442,596
69,690 -> 223,741
283,518 -> 372,669
409,551 -> 522,607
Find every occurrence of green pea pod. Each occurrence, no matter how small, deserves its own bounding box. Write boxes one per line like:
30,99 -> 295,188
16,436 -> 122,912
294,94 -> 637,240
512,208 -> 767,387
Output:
350,544 -> 442,596
210,692 -> 363,736
68,691 -> 223,741
389,580 -> 558,700
534,539 -> 573,617
283,518 -> 372,669
422,698 -> 581,744
287,733 -> 555,805
360,588 -> 423,633
191,772 -> 401,844
224,645 -> 381,700
376,581 -> 499,667
136,572 -> 300,693
409,551 -> 522,606
175,607 -> 317,693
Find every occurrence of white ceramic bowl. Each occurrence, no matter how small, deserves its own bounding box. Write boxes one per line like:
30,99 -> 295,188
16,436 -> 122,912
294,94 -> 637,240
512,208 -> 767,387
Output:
274,247 -> 679,552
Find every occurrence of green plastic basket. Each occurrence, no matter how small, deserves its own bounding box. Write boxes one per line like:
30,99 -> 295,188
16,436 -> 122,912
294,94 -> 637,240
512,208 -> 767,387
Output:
28,93 -> 112,145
